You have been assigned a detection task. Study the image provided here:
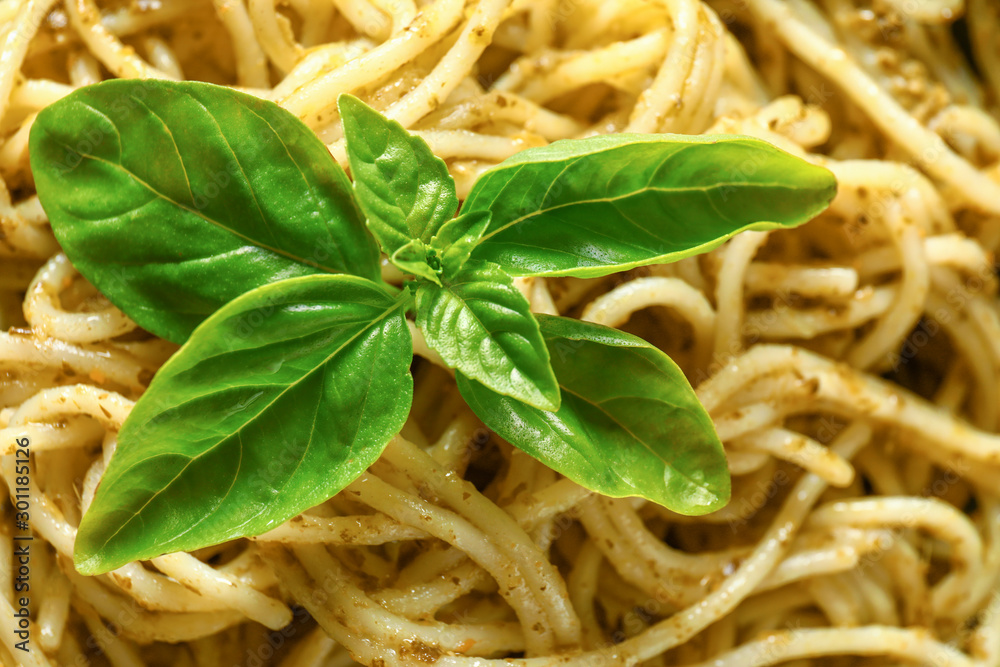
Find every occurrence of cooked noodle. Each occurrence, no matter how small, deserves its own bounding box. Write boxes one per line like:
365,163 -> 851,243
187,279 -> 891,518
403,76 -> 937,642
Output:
3,0 -> 1000,664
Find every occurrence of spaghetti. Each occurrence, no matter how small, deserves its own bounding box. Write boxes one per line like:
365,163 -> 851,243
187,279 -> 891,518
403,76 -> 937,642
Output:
2,0 -> 1000,665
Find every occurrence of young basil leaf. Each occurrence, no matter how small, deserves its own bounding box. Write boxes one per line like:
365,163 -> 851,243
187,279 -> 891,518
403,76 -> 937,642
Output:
456,315 -> 730,515
74,275 -> 412,575
390,239 -> 443,285
30,80 -> 380,344
415,260 -> 560,411
462,134 -> 837,278
430,210 -> 491,276
338,94 -> 459,256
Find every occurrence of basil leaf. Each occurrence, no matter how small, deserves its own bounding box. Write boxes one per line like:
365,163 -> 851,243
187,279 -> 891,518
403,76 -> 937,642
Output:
390,239 -> 443,285
29,80 -> 380,344
415,261 -> 559,411
431,210 -> 491,276
74,275 -> 412,575
463,134 -> 837,277
339,94 -> 459,255
457,315 -> 730,514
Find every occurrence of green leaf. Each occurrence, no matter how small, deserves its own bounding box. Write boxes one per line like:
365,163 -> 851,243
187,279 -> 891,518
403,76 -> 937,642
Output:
456,315 -> 730,515
415,261 -> 559,411
338,94 -> 459,256
74,275 -> 412,575
431,210 -> 491,276
462,134 -> 837,277
30,80 -> 380,344
390,239 -> 443,285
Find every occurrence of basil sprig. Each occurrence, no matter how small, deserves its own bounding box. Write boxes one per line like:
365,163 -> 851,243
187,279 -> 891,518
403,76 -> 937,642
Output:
28,80 -> 837,575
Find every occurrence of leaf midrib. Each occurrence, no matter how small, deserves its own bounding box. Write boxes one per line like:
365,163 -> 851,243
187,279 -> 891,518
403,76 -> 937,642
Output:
157,304 -> 398,548
52,140 -> 339,275
430,278 -> 548,392
557,362 -> 717,496
478,180 -> 810,243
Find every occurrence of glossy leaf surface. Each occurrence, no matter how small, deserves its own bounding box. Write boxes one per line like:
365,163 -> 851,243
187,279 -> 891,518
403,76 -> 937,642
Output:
74,275 -> 412,574
415,261 -> 559,411
339,94 -> 459,255
30,80 -> 380,343
457,315 -> 730,514
462,134 -> 837,277
431,210 -> 491,275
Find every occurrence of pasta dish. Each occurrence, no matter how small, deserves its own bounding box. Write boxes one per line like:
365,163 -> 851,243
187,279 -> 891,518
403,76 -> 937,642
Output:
2,0 -> 1000,665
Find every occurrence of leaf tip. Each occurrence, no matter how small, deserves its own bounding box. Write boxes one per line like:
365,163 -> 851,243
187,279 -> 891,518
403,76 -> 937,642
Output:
336,92 -> 364,117
536,395 -> 560,413
802,160 -> 839,208
530,381 -> 561,412
703,478 -> 733,514
72,554 -> 104,577
72,511 -> 117,575
672,467 -> 732,517
823,168 -> 839,203
72,536 -> 111,576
